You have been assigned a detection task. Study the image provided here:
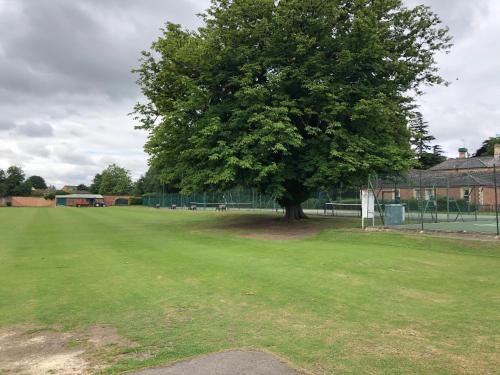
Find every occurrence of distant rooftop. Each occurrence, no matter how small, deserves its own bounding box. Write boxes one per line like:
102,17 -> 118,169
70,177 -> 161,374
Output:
429,156 -> 497,171
377,169 -> 498,188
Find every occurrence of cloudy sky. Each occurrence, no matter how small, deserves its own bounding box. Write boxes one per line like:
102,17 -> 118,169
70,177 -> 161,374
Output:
0,0 -> 498,187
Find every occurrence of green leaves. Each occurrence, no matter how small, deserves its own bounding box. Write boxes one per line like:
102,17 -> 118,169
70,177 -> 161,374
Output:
133,0 -> 451,205
97,164 -> 133,195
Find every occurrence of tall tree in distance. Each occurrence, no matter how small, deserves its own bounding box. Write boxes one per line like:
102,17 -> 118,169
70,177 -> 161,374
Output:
6,166 -> 31,196
474,137 -> 500,157
409,112 -> 445,169
419,145 -> 447,169
98,164 -> 133,195
0,169 -> 6,197
133,164 -> 164,195
409,112 -> 434,157
77,184 -> 90,191
90,173 -> 102,194
26,176 -> 47,190
134,0 -> 452,219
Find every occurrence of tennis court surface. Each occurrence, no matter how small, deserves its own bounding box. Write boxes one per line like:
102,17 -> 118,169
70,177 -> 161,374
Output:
400,219 -> 499,234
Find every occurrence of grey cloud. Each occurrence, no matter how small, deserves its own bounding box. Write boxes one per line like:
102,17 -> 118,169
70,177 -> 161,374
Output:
408,0 -> 500,154
0,0 -> 207,184
405,0 -> 490,41
0,0 -> 207,101
15,122 -> 54,138
52,144 -> 96,166
14,139 -> 53,158
45,167 -> 99,187
0,0 -> 498,184
0,147 -> 17,159
0,120 -> 15,131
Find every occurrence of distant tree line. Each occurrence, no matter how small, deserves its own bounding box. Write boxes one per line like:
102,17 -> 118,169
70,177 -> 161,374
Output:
89,164 -> 164,196
0,166 -> 47,197
0,164 -> 166,199
12,133 -> 499,200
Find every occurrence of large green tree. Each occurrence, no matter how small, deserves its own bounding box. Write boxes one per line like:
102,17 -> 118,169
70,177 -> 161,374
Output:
77,184 -> 90,191
26,175 -> 47,190
133,165 -> 165,195
97,164 -> 133,195
134,0 -> 451,219
3,166 -> 31,196
409,112 -> 446,169
421,145 -> 446,169
0,169 -> 6,197
474,137 -> 500,157
90,173 -> 102,194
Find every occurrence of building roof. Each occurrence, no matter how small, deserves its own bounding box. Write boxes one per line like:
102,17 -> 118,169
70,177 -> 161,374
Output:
429,156 -> 498,171
376,169 -> 499,188
55,194 -> 103,199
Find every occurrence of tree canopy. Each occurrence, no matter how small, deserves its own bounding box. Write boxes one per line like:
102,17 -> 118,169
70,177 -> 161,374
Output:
90,173 -> 103,194
77,183 -> 90,191
409,112 -> 446,169
134,0 -> 452,219
26,175 -> 48,190
133,164 -> 164,196
0,166 -> 32,197
474,137 -> 500,157
94,164 -> 133,195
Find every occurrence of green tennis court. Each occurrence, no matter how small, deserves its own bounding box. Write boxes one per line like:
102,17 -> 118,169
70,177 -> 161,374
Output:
401,219 -> 500,234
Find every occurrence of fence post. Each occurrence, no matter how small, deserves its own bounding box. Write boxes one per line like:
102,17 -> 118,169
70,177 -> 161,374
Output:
162,183 -> 165,207
419,169 -> 424,231
434,185 -> 438,223
446,177 -> 450,222
494,164 -> 499,236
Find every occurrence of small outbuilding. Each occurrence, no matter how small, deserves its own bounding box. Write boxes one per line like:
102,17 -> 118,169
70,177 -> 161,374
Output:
55,194 -> 104,207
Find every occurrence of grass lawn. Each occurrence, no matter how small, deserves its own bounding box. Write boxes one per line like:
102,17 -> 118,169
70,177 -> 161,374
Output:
0,207 -> 499,374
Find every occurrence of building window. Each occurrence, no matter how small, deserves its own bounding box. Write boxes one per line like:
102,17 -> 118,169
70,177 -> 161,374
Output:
425,189 -> 433,201
414,189 -> 434,201
462,188 -> 470,201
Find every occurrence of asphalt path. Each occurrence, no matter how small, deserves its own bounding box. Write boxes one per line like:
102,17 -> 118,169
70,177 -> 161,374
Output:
128,350 -> 302,375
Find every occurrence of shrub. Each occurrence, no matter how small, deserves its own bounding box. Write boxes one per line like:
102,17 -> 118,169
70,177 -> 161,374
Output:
129,196 -> 143,205
44,190 -> 69,200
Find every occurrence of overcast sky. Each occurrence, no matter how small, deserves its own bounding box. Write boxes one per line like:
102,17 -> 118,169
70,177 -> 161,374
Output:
0,0 -> 498,187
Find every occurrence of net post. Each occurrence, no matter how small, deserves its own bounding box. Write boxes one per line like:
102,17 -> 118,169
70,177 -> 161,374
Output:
368,174 -> 385,226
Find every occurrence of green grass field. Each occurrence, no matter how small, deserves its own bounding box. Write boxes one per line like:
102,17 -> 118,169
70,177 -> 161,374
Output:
1,207 -> 499,374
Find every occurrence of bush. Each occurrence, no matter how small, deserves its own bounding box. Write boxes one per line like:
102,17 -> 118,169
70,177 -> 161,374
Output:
129,196 -> 143,205
44,190 -> 69,200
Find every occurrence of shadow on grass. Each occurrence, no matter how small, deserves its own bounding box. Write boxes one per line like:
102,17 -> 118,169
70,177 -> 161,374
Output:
198,213 -> 361,240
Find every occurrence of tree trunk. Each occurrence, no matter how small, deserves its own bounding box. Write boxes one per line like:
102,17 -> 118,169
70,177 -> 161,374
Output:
284,204 -> 308,220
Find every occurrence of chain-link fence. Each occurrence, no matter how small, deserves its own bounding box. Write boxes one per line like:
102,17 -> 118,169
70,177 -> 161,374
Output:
142,186 -> 362,215
141,164 -> 500,235
368,165 -> 500,235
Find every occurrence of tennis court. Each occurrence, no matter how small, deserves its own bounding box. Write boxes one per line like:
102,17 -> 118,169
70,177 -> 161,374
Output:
400,219 -> 500,234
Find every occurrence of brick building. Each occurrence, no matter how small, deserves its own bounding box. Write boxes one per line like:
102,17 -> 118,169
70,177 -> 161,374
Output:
377,145 -> 500,209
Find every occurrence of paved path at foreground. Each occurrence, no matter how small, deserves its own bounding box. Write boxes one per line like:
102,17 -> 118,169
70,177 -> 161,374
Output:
128,350 -> 302,375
